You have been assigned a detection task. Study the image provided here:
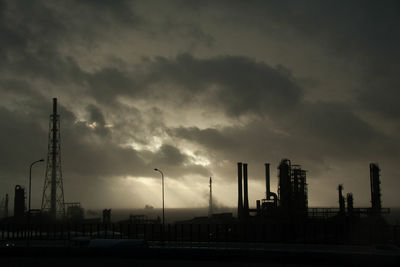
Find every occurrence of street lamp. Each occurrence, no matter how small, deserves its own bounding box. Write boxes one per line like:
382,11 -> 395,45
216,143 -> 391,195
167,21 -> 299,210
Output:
154,168 -> 165,230
29,159 -> 44,213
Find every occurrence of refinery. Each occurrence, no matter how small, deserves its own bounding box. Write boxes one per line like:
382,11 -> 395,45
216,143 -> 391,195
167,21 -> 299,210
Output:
0,98 -> 397,247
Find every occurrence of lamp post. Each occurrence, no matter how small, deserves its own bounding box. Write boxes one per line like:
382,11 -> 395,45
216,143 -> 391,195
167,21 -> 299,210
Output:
154,168 -> 165,230
27,158 -> 44,247
29,159 -> 44,213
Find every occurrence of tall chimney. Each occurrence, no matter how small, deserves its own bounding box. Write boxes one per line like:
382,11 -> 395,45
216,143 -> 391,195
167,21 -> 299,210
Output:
370,163 -> 382,213
237,162 -> 243,219
338,184 -> 345,214
347,193 -> 354,215
265,163 -> 270,199
243,163 -> 249,217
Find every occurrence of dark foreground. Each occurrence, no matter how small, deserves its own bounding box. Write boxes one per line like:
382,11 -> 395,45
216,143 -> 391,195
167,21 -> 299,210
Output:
0,242 -> 399,267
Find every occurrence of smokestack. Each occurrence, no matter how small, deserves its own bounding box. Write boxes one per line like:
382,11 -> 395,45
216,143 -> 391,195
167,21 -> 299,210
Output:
370,163 -> 382,213
338,184 -> 345,214
347,193 -> 354,215
243,163 -> 249,217
265,163 -> 270,199
237,162 -> 243,219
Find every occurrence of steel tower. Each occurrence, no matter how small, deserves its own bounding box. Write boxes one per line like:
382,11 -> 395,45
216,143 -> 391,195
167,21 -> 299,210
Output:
41,98 -> 65,219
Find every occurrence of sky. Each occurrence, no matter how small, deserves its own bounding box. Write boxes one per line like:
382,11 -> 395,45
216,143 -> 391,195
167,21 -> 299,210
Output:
0,0 -> 399,211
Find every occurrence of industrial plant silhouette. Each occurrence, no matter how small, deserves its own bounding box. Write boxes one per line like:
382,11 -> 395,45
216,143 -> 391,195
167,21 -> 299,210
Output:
0,98 -> 399,265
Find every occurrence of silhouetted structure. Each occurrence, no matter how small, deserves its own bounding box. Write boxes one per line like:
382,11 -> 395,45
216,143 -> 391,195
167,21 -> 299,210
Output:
14,185 -> 25,219
292,165 -> 308,216
347,193 -> 354,215
237,162 -> 250,219
65,202 -> 84,222
103,209 -> 111,224
208,177 -> 212,218
243,163 -> 249,218
3,194 -> 8,218
41,98 -> 65,219
258,163 -> 278,216
237,162 -> 243,219
278,159 -> 292,212
370,163 -> 382,214
0,160 -> 396,247
338,184 -> 345,215
276,159 -> 308,217
242,159 -> 391,223
128,214 -> 160,224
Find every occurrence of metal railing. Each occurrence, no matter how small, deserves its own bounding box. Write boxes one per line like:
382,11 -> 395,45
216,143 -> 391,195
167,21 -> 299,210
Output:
0,222 -> 398,246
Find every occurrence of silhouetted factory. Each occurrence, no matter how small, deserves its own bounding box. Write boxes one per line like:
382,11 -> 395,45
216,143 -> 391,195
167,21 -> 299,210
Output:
237,159 -> 389,221
13,185 -> 25,220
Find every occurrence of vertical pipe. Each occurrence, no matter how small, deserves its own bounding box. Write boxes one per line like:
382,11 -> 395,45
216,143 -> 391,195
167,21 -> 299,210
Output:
51,98 -> 57,219
237,162 -> 243,219
338,184 -> 345,214
265,163 -> 270,199
347,193 -> 354,215
370,163 -> 381,213
243,163 -> 249,217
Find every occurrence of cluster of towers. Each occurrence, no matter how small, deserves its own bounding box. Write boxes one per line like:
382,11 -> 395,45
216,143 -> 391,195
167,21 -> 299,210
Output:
277,159 -> 308,216
237,159 -> 386,220
237,159 -> 309,220
337,163 -> 383,217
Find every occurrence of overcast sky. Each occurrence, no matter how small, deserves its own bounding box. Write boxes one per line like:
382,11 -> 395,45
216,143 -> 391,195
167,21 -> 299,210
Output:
0,0 -> 399,210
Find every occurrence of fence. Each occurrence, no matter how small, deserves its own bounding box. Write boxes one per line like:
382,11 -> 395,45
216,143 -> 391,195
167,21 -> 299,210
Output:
0,222 -> 398,245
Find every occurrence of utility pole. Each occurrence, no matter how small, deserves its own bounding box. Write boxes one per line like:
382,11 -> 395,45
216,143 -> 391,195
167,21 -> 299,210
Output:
208,177 -> 212,218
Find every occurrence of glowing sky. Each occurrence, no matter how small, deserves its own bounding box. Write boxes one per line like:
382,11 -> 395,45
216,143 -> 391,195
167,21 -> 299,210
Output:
0,0 -> 399,210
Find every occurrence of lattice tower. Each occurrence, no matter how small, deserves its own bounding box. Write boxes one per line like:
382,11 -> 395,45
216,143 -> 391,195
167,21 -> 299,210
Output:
41,98 -> 65,219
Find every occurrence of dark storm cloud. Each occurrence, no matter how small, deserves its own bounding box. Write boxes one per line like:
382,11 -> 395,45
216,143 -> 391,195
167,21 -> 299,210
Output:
20,52 -> 301,119
76,0 -> 139,25
358,75 -> 400,119
170,100 -> 398,176
0,97 -> 209,188
0,107 -> 47,178
87,68 -> 136,103
181,0 -> 400,120
153,144 -> 186,166
0,0 -> 399,207
62,106 -> 209,179
220,0 -> 400,120
85,104 -> 110,136
0,0 -> 139,84
138,54 -> 302,117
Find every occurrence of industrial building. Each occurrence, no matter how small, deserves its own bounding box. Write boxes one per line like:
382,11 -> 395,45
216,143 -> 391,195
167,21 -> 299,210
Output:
237,159 -> 389,221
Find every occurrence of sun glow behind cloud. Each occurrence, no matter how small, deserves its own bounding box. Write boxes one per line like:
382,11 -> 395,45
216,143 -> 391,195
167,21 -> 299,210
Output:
119,175 -> 211,208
